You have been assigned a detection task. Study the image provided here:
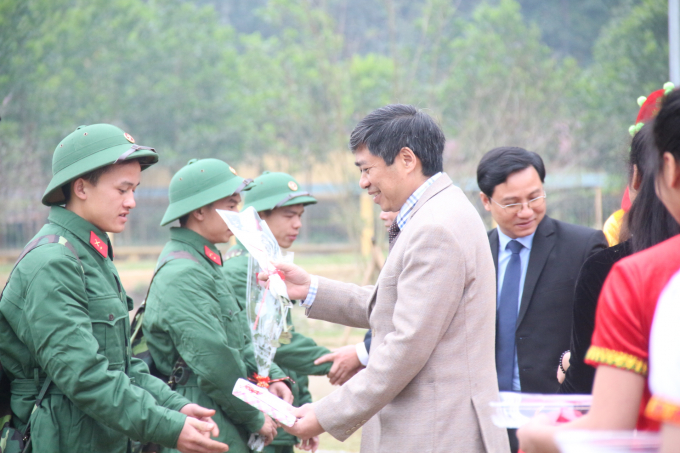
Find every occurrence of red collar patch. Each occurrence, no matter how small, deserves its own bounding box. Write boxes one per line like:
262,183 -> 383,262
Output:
204,245 -> 222,265
90,231 -> 108,258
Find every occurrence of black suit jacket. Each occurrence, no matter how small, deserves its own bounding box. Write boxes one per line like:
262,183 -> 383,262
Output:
488,215 -> 607,394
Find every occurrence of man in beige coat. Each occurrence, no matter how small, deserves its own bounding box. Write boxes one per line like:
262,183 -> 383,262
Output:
261,105 -> 509,453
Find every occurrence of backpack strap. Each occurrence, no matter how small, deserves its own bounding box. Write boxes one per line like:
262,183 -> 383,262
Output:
130,251 -> 199,345
19,376 -> 53,449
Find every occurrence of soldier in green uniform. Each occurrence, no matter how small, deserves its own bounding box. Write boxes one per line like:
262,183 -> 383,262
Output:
0,124 -> 228,453
222,172 -> 334,453
143,159 -> 295,453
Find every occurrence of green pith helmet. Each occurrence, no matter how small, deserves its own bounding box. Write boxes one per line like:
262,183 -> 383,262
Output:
42,124 -> 158,206
160,158 -> 252,226
243,171 -> 316,213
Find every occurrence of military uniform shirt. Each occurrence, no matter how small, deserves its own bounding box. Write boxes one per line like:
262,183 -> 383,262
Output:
0,206 -> 189,453
143,227 -> 288,453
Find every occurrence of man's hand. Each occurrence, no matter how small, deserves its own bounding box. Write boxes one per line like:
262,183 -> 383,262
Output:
176,417 -> 229,453
283,404 -> 324,439
297,435 -> 320,452
314,345 -> 364,386
258,262 -> 311,300
269,381 -> 294,404
180,404 -> 219,437
258,414 -> 278,446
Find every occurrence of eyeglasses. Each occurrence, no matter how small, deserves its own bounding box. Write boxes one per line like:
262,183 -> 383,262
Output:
490,193 -> 547,214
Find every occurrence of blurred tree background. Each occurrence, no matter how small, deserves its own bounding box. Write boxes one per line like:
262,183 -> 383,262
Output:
0,0 -> 672,247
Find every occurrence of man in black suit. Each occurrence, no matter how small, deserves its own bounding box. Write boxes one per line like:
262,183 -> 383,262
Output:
477,147 -> 607,452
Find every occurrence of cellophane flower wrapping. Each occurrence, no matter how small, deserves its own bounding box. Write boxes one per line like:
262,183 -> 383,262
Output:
217,207 -> 293,379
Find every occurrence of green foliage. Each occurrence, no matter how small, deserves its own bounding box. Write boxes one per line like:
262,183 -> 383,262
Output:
2,0 -> 662,174
0,0 -> 674,240
437,0 -> 582,174
578,0 -> 669,169
516,0 -> 628,63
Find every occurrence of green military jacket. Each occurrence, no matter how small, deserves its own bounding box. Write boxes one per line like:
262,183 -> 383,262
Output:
222,241 -> 331,447
0,207 -> 189,453
143,228 -> 287,453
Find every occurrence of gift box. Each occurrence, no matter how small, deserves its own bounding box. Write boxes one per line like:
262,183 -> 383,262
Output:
232,378 -> 296,427
555,430 -> 660,453
489,392 -> 592,428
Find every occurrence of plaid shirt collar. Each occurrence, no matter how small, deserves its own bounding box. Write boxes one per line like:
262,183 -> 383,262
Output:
395,172 -> 442,230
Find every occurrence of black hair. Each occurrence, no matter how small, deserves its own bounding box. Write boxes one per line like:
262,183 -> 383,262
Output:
61,164 -> 115,203
476,147 -> 546,198
626,122 -> 680,252
349,104 -> 444,176
178,201 -> 215,227
654,88 -> 680,166
628,121 -> 648,182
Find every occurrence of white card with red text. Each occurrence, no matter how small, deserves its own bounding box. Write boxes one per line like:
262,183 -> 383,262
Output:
232,378 -> 296,427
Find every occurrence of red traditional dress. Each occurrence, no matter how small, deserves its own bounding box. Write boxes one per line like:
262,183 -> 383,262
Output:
645,269 -> 680,426
585,234 -> 680,430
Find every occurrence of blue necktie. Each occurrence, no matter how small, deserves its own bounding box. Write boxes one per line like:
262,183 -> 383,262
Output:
496,239 -> 523,391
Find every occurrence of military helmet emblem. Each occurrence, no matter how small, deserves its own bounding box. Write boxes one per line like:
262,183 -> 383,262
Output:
288,181 -> 298,191
124,132 -> 135,143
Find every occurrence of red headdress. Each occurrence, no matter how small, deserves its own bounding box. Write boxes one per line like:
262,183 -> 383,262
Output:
628,82 -> 675,137
621,82 -> 675,211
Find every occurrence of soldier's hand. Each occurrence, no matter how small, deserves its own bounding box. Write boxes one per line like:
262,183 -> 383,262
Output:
269,381 -> 294,404
258,414 -> 278,446
315,345 -> 364,386
177,417 -> 229,453
297,435 -> 320,452
257,262 -> 311,300
180,404 -> 219,437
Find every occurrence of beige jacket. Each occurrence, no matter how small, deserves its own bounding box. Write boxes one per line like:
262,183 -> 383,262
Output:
307,174 -> 509,453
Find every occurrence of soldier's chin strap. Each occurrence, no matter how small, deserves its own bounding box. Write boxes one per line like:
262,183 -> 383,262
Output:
233,178 -> 254,195
274,192 -> 311,209
114,144 -> 156,164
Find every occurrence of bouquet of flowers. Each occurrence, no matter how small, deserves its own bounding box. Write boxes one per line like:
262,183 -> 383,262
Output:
218,207 -> 295,451
217,207 -> 293,383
